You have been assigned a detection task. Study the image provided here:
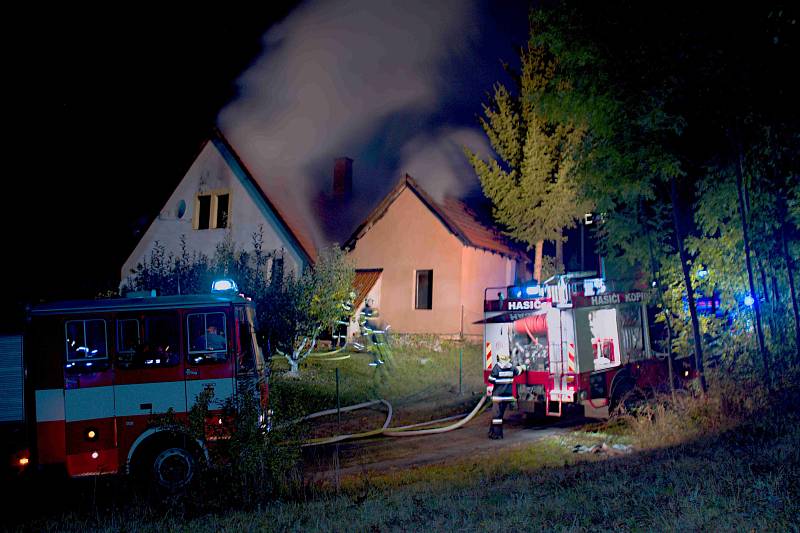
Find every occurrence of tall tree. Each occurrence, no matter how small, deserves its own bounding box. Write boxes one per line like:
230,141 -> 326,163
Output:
467,44 -> 592,281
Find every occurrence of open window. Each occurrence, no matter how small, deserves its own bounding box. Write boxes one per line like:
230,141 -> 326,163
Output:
194,192 -> 230,230
187,312 -> 228,364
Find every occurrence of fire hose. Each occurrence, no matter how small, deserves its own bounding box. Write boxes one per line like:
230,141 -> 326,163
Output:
301,394 -> 488,447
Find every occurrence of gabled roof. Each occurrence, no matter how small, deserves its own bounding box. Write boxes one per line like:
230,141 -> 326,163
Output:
210,128 -> 318,265
344,175 -> 526,261
352,268 -> 382,308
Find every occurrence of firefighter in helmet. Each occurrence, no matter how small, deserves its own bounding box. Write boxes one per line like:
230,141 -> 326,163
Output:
487,351 -> 526,439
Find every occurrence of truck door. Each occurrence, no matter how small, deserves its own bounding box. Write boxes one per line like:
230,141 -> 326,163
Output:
184,309 -> 235,419
113,312 -> 185,459
63,317 -> 117,475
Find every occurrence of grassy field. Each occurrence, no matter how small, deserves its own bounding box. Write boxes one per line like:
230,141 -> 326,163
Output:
269,338 -> 486,428
10,344 -> 800,531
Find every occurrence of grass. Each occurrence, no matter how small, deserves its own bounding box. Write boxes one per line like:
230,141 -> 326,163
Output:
36,404 -> 799,532
10,348 -> 800,531
269,338 -> 485,427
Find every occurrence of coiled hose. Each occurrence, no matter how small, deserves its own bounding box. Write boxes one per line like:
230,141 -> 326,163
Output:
302,395 -> 488,447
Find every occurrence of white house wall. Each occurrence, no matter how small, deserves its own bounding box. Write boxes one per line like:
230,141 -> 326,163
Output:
121,141 -> 305,285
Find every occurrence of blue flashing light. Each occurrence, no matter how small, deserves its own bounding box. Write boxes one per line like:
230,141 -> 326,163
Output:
525,286 -> 537,296
515,289 -> 522,298
744,295 -> 755,307
211,278 -> 238,292
697,267 -> 708,279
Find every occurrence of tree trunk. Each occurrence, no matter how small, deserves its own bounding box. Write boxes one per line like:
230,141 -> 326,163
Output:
287,356 -> 300,377
533,240 -> 544,283
734,151 -> 770,383
782,221 -> 800,363
670,175 -> 707,392
555,233 -> 564,274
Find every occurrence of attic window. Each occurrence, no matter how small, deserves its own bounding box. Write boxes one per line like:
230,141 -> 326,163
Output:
415,270 -> 433,310
194,191 -> 230,230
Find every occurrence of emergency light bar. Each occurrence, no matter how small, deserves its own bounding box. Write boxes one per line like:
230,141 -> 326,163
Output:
211,278 -> 238,293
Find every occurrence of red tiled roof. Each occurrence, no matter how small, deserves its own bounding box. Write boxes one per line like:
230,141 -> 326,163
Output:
436,197 -> 523,260
346,175 -> 527,261
352,268 -> 382,307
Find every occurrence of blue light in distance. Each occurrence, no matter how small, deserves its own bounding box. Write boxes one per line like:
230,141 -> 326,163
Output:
744,295 -> 755,307
697,266 -> 708,279
211,278 -> 238,292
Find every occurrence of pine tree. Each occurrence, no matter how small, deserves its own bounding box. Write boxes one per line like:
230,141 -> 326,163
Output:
467,44 -> 592,281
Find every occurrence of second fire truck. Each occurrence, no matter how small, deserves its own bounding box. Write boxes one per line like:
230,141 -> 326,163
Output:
480,273 -> 690,417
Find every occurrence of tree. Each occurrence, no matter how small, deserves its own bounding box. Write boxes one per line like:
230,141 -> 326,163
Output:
467,43 -> 592,281
124,232 -> 356,376
263,245 -> 355,376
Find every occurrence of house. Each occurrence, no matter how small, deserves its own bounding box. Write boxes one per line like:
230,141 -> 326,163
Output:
124,131 -> 528,339
121,129 -> 315,283
344,175 -> 527,338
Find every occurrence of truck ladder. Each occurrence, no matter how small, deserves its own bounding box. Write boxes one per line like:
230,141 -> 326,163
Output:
545,393 -> 562,417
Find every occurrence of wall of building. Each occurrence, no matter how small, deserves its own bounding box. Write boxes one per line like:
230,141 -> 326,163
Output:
121,141 -> 304,286
460,247 -> 517,336
348,188 -> 464,335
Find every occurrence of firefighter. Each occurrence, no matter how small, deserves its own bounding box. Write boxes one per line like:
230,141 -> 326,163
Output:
488,352 -> 526,439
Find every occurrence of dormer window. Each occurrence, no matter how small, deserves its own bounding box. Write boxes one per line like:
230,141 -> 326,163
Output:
194,192 -> 230,230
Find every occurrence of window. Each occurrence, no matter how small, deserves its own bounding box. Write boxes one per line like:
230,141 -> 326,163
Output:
215,194 -> 229,229
197,195 -> 211,230
65,320 -> 108,364
117,315 -> 179,369
415,270 -> 433,310
194,192 -> 230,230
187,312 -> 228,364
116,319 -> 140,354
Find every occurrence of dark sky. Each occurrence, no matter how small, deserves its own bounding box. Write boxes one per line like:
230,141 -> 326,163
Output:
4,2 -> 529,329
6,5 -> 300,324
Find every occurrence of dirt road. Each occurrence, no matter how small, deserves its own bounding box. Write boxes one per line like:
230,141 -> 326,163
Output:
305,409 -> 592,482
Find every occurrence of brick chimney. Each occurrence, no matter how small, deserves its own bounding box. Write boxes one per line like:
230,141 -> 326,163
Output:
333,157 -> 353,199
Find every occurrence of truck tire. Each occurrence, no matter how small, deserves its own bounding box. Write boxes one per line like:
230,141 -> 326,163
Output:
131,434 -> 201,495
610,382 -> 646,415
152,445 -> 196,494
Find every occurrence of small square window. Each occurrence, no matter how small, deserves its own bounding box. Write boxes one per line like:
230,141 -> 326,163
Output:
415,270 -> 433,310
194,192 -> 231,230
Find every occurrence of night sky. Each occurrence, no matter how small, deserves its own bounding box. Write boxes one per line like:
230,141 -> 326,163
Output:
4,2 -> 529,330
5,5 -> 298,327
7,2 -> 793,331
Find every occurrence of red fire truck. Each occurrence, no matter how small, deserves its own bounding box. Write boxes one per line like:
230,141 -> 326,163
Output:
480,273 -> 690,418
5,280 -> 268,491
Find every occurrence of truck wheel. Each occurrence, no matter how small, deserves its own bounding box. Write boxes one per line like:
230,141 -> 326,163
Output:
610,384 -> 646,415
152,446 -> 196,494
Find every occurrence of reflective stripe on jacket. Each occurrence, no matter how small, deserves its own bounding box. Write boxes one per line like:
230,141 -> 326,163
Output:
488,361 -> 523,400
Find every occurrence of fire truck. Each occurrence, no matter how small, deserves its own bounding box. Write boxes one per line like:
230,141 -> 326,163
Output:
3,279 -> 268,491
480,273 -> 690,418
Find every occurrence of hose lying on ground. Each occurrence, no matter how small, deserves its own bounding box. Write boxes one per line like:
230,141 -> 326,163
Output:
302,395 -> 488,447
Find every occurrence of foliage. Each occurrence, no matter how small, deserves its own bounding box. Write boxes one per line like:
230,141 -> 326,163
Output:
266,245 -> 356,375
123,230 -> 356,376
466,42 -> 593,279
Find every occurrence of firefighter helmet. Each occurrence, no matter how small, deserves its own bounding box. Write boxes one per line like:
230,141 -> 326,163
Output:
497,352 -> 511,364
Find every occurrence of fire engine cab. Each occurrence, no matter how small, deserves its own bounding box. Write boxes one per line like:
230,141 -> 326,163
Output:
480,273 -> 682,418
7,280 -> 267,490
